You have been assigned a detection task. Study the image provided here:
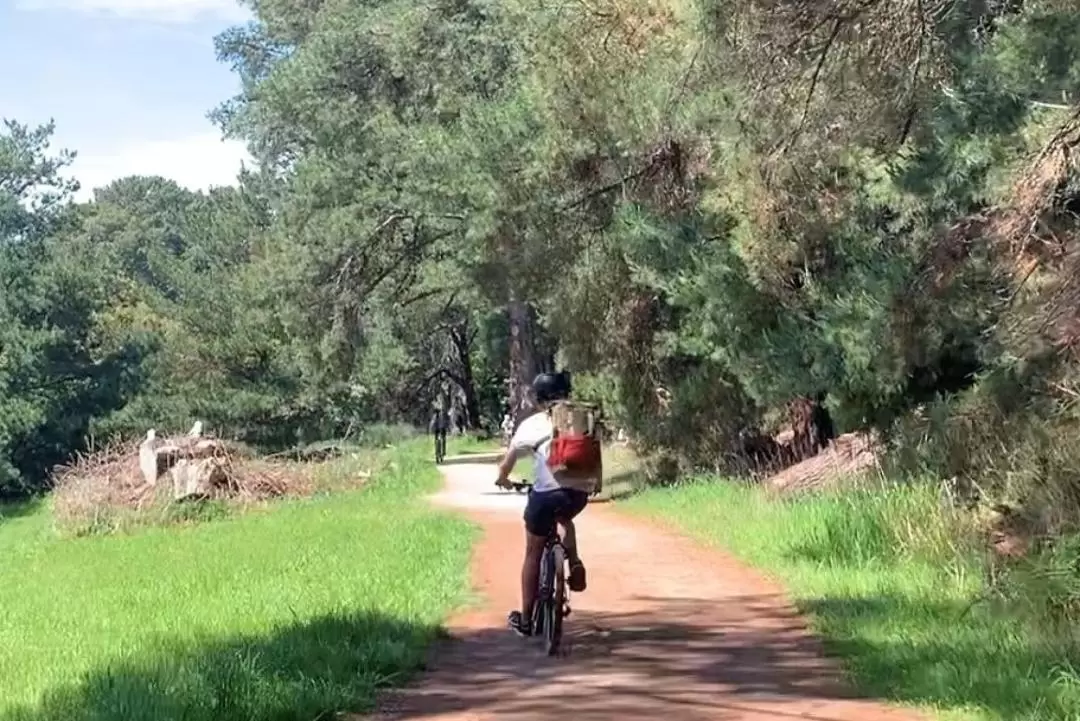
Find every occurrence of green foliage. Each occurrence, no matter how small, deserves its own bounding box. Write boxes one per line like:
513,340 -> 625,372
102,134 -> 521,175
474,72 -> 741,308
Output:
0,122 -> 151,496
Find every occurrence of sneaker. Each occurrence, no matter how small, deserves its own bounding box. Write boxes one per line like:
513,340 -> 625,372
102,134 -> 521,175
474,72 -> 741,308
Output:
568,560 -> 587,592
508,610 -> 532,637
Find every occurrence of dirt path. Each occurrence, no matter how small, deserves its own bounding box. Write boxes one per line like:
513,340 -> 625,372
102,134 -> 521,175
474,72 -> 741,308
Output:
364,462 -> 926,721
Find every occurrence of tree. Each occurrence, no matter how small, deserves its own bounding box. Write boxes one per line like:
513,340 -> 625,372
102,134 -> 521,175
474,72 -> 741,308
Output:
0,121 -> 147,495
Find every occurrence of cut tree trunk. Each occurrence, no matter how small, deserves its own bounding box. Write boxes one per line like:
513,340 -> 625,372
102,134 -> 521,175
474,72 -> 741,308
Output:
171,457 -> 231,501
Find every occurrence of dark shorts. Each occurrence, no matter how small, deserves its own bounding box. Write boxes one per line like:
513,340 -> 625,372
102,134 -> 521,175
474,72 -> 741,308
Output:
523,487 -> 589,538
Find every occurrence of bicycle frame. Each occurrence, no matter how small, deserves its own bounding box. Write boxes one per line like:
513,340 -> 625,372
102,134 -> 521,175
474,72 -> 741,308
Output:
532,528 -> 568,655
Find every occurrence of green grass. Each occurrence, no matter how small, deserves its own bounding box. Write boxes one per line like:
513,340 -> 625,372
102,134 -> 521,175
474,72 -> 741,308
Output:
595,444 -> 647,501
622,478 -> 1080,721
446,433 -> 502,456
0,441 -> 475,721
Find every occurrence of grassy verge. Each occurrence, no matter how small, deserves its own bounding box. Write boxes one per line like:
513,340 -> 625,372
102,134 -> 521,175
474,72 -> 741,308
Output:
595,444 -> 647,501
622,478 -> 1080,721
0,440 -> 475,721
447,433 -> 502,456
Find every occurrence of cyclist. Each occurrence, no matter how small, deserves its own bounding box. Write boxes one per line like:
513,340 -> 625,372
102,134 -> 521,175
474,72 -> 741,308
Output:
429,402 -> 449,463
495,372 -> 589,637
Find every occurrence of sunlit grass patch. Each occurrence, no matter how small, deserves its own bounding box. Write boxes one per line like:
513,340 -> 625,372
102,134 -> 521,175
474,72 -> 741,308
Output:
0,441 -> 475,721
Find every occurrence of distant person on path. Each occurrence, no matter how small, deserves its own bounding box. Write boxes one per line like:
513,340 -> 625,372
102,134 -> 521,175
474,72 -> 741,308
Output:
500,412 -> 514,446
429,404 -> 449,463
494,371 -> 602,638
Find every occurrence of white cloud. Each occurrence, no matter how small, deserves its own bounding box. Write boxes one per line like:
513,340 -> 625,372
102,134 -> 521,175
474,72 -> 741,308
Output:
16,0 -> 250,24
68,132 -> 253,200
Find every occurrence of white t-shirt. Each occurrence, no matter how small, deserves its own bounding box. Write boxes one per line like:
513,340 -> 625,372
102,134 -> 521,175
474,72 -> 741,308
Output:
509,410 -> 560,493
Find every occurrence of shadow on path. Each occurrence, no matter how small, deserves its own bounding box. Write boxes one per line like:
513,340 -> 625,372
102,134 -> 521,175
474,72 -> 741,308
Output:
374,595 -> 904,721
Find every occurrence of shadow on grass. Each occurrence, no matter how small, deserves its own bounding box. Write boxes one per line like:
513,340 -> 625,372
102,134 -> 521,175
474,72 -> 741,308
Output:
0,497 -> 46,524
2,611 -> 445,721
798,594 -> 1080,720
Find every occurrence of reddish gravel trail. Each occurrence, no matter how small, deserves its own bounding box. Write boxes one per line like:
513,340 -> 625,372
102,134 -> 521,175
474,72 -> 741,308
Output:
360,462 -> 926,721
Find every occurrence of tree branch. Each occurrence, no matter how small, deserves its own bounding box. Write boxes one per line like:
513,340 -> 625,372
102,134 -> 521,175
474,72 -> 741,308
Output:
778,16 -> 844,155
560,164 -> 654,213
398,287 -> 450,308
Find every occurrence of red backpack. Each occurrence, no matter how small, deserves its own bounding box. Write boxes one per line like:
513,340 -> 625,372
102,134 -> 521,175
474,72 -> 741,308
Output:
546,400 -> 603,494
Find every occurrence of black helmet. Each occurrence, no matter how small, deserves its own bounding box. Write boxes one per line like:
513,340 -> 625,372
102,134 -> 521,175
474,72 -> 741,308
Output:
531,371 -> 571,403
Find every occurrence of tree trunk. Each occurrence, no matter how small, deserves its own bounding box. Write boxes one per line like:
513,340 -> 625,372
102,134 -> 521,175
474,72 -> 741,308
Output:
529,303 -> 557,374
507,296 -> 538,425
450,323 -> 482,429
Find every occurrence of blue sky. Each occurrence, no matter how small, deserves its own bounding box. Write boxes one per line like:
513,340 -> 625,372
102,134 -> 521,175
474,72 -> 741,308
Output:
1,0 -> 253,199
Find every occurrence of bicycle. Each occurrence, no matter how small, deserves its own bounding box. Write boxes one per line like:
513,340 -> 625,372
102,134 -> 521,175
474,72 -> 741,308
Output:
532,524 -> 570,656
497,478 -> 531,494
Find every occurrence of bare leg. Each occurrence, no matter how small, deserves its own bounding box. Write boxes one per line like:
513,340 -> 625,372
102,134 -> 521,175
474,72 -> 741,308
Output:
558,517 -> 580,563
521,531 -> 546,618
559,516 -> 588,592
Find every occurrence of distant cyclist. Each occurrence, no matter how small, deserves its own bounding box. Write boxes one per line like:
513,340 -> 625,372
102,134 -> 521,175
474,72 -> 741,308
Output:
429,403 -> 449,463
495,371 -> 602,637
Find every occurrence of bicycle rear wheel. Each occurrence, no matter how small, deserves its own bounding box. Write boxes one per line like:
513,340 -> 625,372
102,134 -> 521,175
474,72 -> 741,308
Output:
544,544 -> 566,656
